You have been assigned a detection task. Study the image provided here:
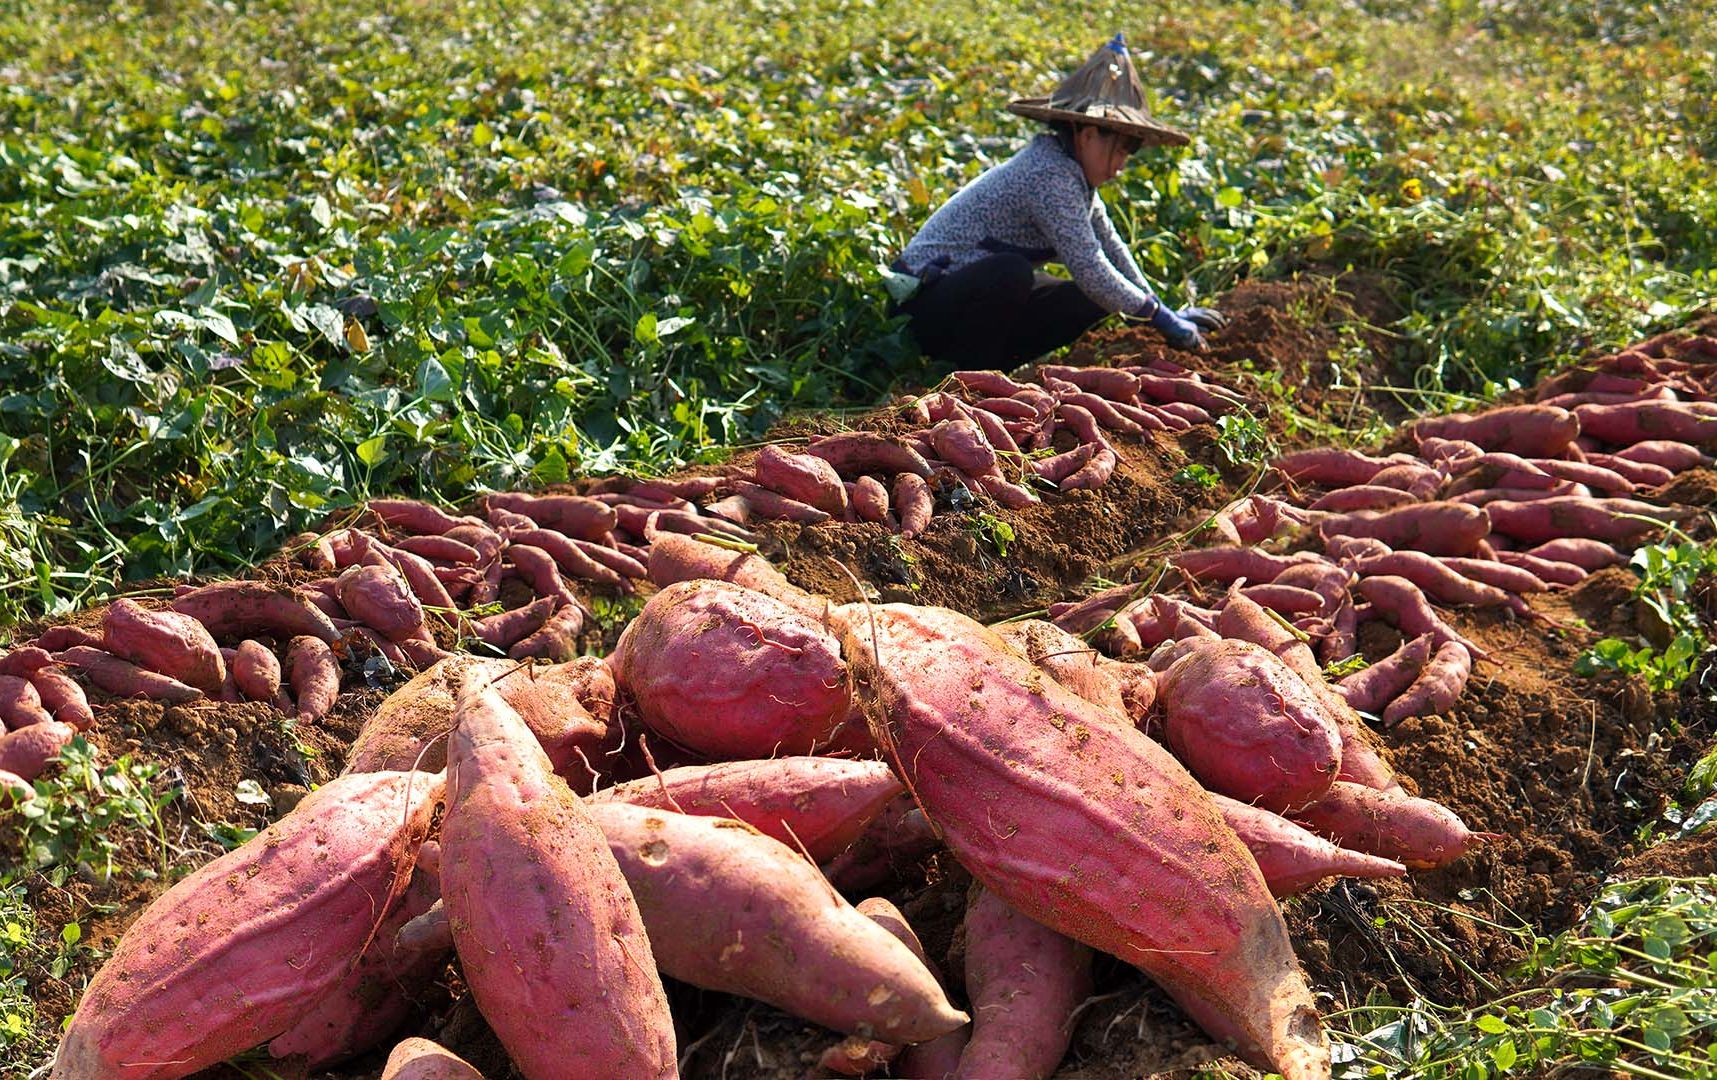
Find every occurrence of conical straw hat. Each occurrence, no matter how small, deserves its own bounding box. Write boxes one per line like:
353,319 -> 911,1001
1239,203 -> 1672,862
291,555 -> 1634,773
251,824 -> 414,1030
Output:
1008,33 -> 1189,147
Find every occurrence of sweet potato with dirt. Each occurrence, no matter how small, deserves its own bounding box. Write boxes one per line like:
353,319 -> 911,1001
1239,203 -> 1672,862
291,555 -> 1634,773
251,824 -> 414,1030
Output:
1291,780 -> 1493,870
818,896 -> 956,1077
1239,584 -> 1327,616
836,604 -> 1330,1080
590,801 -> 968,1042
1522,538 -> 1625,572
507,603 -> 584,662
367,498 -> 472,536
229,640 -> 281,705
479,491 -> 617,540
1039,363 -> 1141,401
1353,576 -> 1488,660
1586,452 -> 1674,488
1209,793 -> 1406,898
1411,405 -> 1580,457
1495,549 -> 1588,586
27,667 -> 93,730
893,472 -> 935,539
1172,547 -> 1321,584
1614,440 -> 1712,471
1574,400 -> 1717,446
1485,496 -> 1678,545
753,443 -> 850,516
1350,552 -> 1519,610
285,635 -> 341,722
590,757 -> 900,862
805,431 -> 934,479
102,598 -> 226,696
171,580 -> 342,644
1273,448 -> 1402,487
441,683 -> 676,1079
646,532 -> 823,616
0,768 -> 33,802
993,619 -> 1129,722
393,534 -> 481,564
503,542 -> 582,608
1382,641 -> 1473,726
1156,639 -> 1341,811
334,564 -> 427,643
957,885 -> 1094,1080
1336,633 -> 1434,715
820,791 -> 943,893
612,579 -> 854,759
1440,556 -> 1551,594
1058,447 -> 1117,491
731,479 -> 831,523
0,720 -> 76,780
1317,501 -> 1490,557
471,595 -> 557,649
848,474 -> 895,527
51,769 -> 441,1080
0,647 -> 52,677
380,1038 -> 482,1080
1308,485 -> 1420,513
53,646 -> 205,703
0,675 -> 52,730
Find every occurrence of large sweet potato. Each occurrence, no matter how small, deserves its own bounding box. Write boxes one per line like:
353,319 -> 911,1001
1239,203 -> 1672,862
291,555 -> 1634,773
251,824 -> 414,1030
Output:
380,1038 -> 482,1080
0,720 -> 77,781
285,635 -> 341,722
755,443 -> 850,516
992,619 -> 1129,722
337,563 -> 429,642
479,491 -> 617,540
645,532 -> 823,616
836,604 -> 1329,1080
102,598 -> 226,696
171,580 -> 342,644
441,684 -> 677,1079
611,579 -> 855,758
1292,781 -> 1493,870
956,885 -> 1093,1080
1155,639 -> 1341,811
590,801 -> 968,1042
589,757 -> 900,862
51,769 -> 441,1080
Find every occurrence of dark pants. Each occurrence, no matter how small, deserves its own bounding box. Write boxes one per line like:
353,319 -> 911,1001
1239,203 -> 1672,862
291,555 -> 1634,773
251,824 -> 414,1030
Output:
897,253 -> 1106,370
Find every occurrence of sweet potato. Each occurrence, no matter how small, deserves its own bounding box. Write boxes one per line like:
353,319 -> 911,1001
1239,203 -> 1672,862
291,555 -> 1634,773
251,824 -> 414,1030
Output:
34,625 -> 103,652
1046,582 -> 1136,635
343,655 -> 610,782
1440,556 -> 1551,594
228,640 -> 282,704
1574,400 -> 1717,446
1039,363 -> 1141,401
731,480 -> 832,523
507,603 -> 584,662
849,474 -> 894,527
27,667 -> 93,730
0,675 -> 52,730
893,472 -> 935,539
1353,576 -> 1488,660
102,598 -> 226,696
471,595 -> 557,649
1318,600 -> 1359,666
359,548 -> 463,624
334,564 -> 427,642
1367,462 -> 1443,499
441,683 -> 676,1079
285,635 -> 341,722
54,646 -> 205,703
753,444 -> 850,516
380,1038 -> 482,1080
1209,793 -> 1407,897
1291,780 -> 1493,870
367,497 -> 471,536
1485,496 -> 1678,545
612,579 -> 853,758
479,491 -> 617,541
51,769 -> 441,1080
645,532 -> 823,616
1317,501 -> 1490,556
993,619 -> 1130,722
818,897 -> 956,1077
820,791 -> 942,894
1528,457 -> 1636,495
0,720 -> 76,780
1032,442 -> 1097,483
1059,447 -> 1117,491
1053,402 -> 1112,450
1172,547 -> 1320,584
0,768 -> 33,803
591,757 -> 899,861
1239,584 -> 1327,616
957,885 -> 1094,1080
591,801 -> 967,1042
1382,641 -> 1473,726
1273,448 -> 1400,487
928,417 -> 998,476
1336,633 -> 1434,715
500,524 -> 629,590
1522,538 -> 1625,572
1586,452 -> 1674,488
1132,370 -> 1241,413
0,646 -> 52,677
503,542 -> 582,608
171,580 -> 342,644
393,534 -> 481,563
1495,549 -> 1588,586
1614,440 -> 1712,471
805,431 -> 934,479
1308,485 -> 1420,513
837,604 -> 1329,1079
1411,405 -> 1580,457
1350,552 -> 1519,610
950,370 -> 1032,397
1156,639 -> 1341,811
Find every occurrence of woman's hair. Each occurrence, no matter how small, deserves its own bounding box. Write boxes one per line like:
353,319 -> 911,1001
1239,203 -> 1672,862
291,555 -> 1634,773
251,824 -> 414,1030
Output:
1050,122 -> 1142,156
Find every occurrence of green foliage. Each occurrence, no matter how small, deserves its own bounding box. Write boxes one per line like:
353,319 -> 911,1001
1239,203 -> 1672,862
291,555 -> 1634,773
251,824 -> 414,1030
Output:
1576,541 -> 1717,692
9,737 -> 180,883
966,512 -> 1015,558
1215,409 -> 1273,468
1172,462 -> 1222,490
1333,876 -> 1717,1079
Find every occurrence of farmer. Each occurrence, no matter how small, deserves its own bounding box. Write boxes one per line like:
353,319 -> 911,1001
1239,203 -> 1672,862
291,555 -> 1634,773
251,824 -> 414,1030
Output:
890,34 -> 1225,369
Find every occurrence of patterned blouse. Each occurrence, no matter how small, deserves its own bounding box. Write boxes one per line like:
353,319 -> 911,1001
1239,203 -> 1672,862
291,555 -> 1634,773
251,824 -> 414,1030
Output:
899,133 -> 1163,317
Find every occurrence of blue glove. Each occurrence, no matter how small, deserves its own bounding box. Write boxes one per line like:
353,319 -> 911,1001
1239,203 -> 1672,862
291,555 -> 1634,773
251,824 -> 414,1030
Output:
1149,303 -> 1206,350
1178,305 -> 1227,332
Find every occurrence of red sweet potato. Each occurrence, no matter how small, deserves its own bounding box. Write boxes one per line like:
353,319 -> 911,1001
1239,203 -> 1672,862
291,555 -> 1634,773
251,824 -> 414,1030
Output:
0,675 -> 52,730
230,640 -> 282,705
1039,363 -> 1141,401
894,472 -> 935,539
731,480 -> 832,523
819,896 -> 960,1077
1032,442 -> 1097,483
1308,485 -> 1420,513
0,767 -> 33,803
479,491 -> 617,541
471,595 -> 557,649
1440,556 -> 1551,593
1586,452 -> 1674,488
380,1038 -> 482,1080
1522,538 -> 1625,572
171,580 -> 342,644
1239,584 -> 1327,616
755,444 -> 850,516
0,647 -> 52,677
393,534 -> 481,563
1045,582 -> 1136,636
956,885 -> 1094,1080
0,720 -> 76,781
1156,639 -> 1341,811
1614,440 -> 1712,471
1132,370 -> 1241,413
507,603 -> 585,662
949,370 -> 1032,397
1495,549 -> 1588,586
1528,457 -> 1636,495
1485,496 -> 1678,545
27,667 -> 93,730
441,683 -> 676,1079
367,498 -> 472,536
1057,389 -> 1143,436
1291,780 -> 1492,870
34,625 -> 103,652
612,579 -> 854,758
54,646 -> 205,703
503,543 -> 581,608
992,619 -> 1130,723
837,604 -> 1329,1079
1273,448 -> 1400,487
1172,547 -> 1321,584
285,635 -> 341,722
819,792 -> 943,893
1059,447 -> 1117,491
591,757 -> 900,861
1210,793 -> 1406,897
591,801 -> 968,1042
1336,633 -> 1434,715
1350,552 -> 1518,610
1574,401 -> 1717,446
849,474 -> 894,527
1053,402 -> 1112,450
1382,641 -> 1473,726
1367,462 -> 1443,499
929,417 -> 998,476
51,769 -> 441,1080
645,532 -> 823,616
102,598 -> 226,696
1411,405 -> 1580,457
1352,576 -> 1488,660
806,431 -> 934,479
1317,502 -> 1491,557
334,564 -> 428,643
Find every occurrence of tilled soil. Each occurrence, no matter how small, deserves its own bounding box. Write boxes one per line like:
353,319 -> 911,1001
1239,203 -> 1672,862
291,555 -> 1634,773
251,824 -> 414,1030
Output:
6,278 -> 1713,1080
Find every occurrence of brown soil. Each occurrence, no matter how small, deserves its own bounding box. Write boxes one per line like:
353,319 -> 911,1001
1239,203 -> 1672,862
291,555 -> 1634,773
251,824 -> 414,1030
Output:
7,278 -> 1716,1080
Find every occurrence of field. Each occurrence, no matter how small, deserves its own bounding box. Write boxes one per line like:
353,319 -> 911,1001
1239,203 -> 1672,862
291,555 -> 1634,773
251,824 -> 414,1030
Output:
4,0 -> 1717,1077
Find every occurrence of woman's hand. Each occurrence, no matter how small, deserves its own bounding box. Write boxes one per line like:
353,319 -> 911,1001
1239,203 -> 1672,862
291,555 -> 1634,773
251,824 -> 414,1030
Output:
1149,305 -> 1208,351
1178,306 -> 1227,332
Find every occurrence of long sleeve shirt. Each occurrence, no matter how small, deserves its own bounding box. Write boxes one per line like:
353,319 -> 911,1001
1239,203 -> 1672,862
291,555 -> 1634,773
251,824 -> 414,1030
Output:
899,134 -> 1163,317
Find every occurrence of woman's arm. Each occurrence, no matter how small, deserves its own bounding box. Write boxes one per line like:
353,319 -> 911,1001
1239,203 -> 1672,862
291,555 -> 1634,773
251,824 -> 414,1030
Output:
1092,198 -> 1156,293
1029,167 -> 1160,316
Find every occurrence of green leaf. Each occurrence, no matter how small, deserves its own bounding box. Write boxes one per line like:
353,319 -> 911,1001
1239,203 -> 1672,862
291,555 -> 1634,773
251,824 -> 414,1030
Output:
60,922 -> 81,947
473,122 -> 495,147
1475,1014 -> 1508,1035
634,312 -> 659,344
1491,1038 -> 1517,1071
1215,186 -> 1244,208
355,435 -> 389,466
415,356 -> 454,401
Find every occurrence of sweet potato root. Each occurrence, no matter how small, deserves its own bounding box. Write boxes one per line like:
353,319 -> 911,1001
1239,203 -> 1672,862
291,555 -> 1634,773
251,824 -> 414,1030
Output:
1382,641 -> 1473,726
380,1038 -> 482,1080
1353,576 -> 1488,660
645,532 -> 823,616
894,472 -> 935,539
1411,404 -> 1579,457
170,581 -> 341,644
1336,633 -> 1434,715
1574,400 -> 1717,446
992,618 -> 1130,722
1521,538 -> 1625,572
1485,496 -> 1677,545
230,640 -> 282,705
102,598 -> 226,696
1317,502 -> 1490,557
0,720 -> 76,781
1209,793 -> 1406,897
957,885 -> 1094,1080
806,431 -> 934,479
507,603 -> 585,662
0,675 -> 52,730
1292,780 -> 1493,870
755,443 -> 850,516
284,635 -> 341,722
27,667 -> 93,730
479,491 -> 617,541
54,646 -> 205,703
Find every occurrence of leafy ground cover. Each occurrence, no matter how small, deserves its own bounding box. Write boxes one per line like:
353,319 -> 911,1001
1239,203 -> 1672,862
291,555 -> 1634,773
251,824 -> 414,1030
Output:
1,0 -> 1714,624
